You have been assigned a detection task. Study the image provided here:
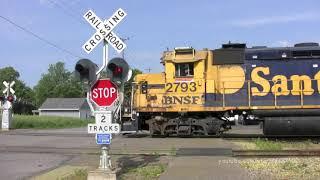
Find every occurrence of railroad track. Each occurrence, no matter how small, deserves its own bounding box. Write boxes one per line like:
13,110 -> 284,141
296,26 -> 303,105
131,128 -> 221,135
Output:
232,149 -> 320,156
3,145 -> 320,157
126,133 -> 320,139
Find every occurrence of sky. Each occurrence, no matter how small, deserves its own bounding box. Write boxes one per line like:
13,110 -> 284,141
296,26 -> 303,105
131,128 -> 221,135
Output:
1,0 -> 320,87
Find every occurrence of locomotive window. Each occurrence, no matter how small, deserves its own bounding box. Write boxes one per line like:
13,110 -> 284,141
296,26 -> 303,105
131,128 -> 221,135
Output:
175,63 -> 194,77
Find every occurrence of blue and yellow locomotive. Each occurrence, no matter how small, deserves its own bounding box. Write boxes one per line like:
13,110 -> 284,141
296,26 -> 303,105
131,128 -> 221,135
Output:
130,42 -> 320,136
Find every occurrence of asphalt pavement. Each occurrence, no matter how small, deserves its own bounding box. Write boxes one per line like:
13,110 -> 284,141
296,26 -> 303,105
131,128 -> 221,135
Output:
0,127 -> 96,180
0,126 -> 262,180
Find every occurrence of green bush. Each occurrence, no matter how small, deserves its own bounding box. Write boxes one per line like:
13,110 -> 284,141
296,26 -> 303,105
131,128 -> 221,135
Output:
11,115 -> 93,129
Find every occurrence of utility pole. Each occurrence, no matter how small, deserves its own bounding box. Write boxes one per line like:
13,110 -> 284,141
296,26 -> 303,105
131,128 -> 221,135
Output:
120,37 -> 130,59
145,68 -> 151,73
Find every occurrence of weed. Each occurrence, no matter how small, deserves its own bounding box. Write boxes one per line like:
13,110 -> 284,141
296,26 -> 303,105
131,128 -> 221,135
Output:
253,138 -> 282,150
128,164 -> 166,179
170,146 -> 176,156
59,169 -> 87,180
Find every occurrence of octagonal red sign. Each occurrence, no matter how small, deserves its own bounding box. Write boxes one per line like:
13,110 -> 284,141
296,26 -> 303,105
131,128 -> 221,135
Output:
90,79 -> 118,107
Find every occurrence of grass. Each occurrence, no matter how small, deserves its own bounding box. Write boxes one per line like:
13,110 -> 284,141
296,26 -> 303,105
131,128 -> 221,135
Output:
59,169 -> 87,180
10,115 -> 93,129
120,164 -> 166,180
240,158 -> 320,179
169,146 -> 177,156
253,138 -> 283,150
233,138 -> 317,150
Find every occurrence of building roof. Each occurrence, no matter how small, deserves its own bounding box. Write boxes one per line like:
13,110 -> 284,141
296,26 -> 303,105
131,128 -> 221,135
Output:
39,98 -> 88,110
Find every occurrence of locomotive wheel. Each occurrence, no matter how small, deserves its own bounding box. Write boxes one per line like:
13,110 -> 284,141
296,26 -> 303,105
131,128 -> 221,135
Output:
147,116 -> 228,137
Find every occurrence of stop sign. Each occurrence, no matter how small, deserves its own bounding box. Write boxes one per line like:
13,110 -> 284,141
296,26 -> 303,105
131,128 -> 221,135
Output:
90,79 -> 118,107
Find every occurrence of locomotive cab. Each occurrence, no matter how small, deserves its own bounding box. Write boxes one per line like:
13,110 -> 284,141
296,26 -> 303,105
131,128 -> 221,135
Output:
134,47 -> 208,112
131,47 -> 233,136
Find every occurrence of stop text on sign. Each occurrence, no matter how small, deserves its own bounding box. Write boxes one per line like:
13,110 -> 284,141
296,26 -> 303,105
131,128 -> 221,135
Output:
90,79 -> 118,107
92,87 -> 116,99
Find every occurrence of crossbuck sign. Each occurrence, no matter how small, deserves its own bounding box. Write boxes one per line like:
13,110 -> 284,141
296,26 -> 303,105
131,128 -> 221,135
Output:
82,8 -> 127,54
3,81 -> 15,94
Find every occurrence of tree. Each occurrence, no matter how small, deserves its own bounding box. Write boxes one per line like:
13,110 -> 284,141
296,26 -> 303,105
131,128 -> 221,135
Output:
34,62 -> 85,107
0,67 -> 19,82
0,67 -> 35,114
123,68 -> 142,109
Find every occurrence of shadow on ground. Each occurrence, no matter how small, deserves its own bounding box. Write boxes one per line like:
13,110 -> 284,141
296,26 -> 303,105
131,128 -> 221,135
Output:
116,155 -> 161,176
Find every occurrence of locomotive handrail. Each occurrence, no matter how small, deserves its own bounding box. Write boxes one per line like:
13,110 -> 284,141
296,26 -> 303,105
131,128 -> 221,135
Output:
130,82 -> 137,121
216,78 -> 318,109
248,80 -> 251,108
222,81 -> 225,108
300,81 -> 304,107
133,78 -> 318,110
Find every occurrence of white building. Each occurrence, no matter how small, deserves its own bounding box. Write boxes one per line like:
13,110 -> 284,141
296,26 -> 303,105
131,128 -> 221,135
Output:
38,98 -> 91,119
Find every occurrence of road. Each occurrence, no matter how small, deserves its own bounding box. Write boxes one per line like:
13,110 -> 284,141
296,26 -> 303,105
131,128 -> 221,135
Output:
0,126 -> 263,180
0,128 -> 97,180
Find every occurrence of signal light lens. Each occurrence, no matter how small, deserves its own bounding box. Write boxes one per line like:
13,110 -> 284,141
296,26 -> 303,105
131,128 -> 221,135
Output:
141,82 -> 148,94
0,96 -> 5,102
106,58 -> 130,85
108,63 -> 123,76
7,95 -> 14,102
114,66 -> 123,75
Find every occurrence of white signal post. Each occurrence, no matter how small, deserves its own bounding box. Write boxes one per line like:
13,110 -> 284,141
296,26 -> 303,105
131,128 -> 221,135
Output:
82,8 -> 127,176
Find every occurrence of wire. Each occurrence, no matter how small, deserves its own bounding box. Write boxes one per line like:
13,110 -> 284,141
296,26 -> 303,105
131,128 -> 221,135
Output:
46,0 -> 86,25
0,15 -> 82,58
53,0 -> 85,17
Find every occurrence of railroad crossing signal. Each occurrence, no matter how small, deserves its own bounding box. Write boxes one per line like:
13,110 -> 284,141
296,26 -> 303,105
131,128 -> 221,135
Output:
79,8 -> 130,174
82,8 -> 127,54
3,81 -> 15,94
2,81 -> 15,131
90,79 -> 119,107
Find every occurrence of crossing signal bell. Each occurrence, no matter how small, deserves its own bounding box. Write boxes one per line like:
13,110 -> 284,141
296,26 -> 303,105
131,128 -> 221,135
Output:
107,57 -> 131,85
75,59 -> 98,84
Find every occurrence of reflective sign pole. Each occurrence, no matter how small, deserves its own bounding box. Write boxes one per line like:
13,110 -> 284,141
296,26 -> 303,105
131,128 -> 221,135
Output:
96,40 -> 109,76
100,40 -> 112,171
99,142 -> 112,170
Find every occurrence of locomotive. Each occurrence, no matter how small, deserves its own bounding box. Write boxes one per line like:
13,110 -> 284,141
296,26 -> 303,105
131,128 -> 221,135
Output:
125,42 -> 320,136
